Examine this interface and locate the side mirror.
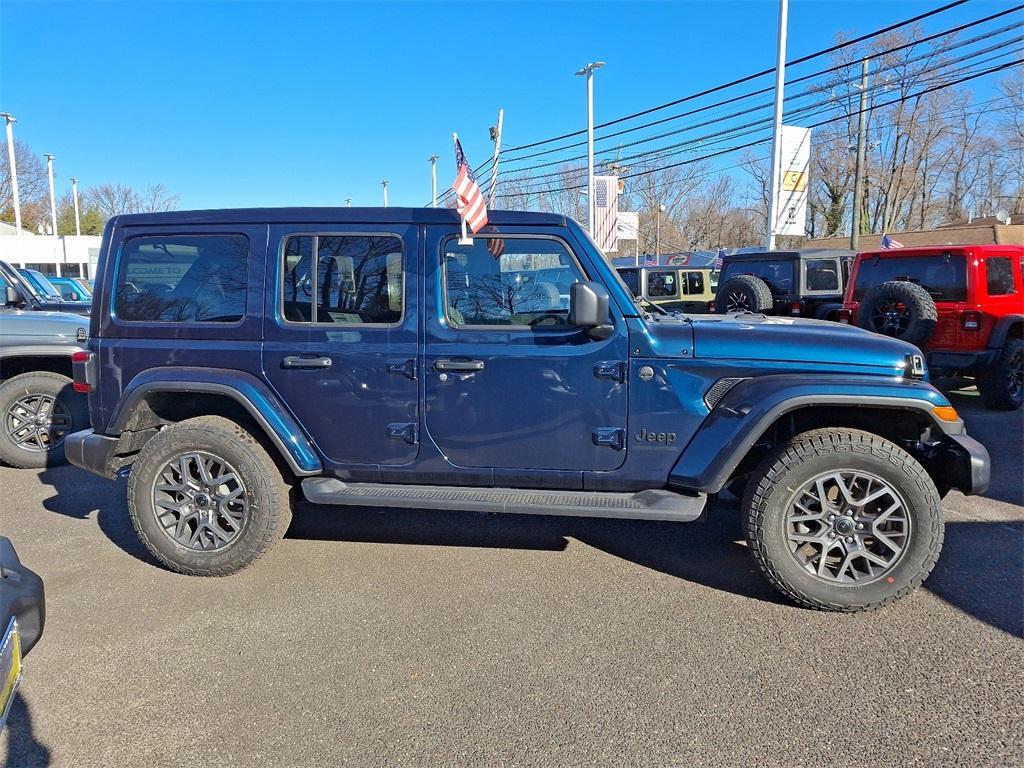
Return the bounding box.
[5,285,20,306]
[569,281,613,339]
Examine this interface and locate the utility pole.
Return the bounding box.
[764,0,789,252]
[487,108,504,208]
[655,204,665,257]
[44,153,57,236]
[576,61,605,235]
[381,179,389,208]
[851,57,870,251]
[1,113,22,235]
[427,155,439,208]
[70,177,81,235]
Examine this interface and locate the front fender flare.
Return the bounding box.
[668,374,957,494]
[110,367,322,476]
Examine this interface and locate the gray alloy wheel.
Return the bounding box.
[5,392,72,455]
[785,470,909,584]
[152,451,250,551]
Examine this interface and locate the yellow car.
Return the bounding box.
[615,261,718,314]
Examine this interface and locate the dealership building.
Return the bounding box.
[0,222,102,278]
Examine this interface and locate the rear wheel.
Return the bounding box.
[0,372,88,469]
[978,338,1024,411]
[128,415,292,576]
[744,428,943,612]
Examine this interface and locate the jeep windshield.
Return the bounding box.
[853,254,967,302]
[720,260,795,295]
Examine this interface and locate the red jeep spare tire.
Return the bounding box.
[858,280,937,347]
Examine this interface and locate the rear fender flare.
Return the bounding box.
[987,315,1023,350]
[110,367,321,476]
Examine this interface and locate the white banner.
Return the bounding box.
[616,211,640,242]
[771,125,811,237]
[593,175,619,252]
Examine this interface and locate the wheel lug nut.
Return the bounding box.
[845,536,854,543]
[829,532,837,539]
[856,523,864,530]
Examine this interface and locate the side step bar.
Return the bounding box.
[301,478,706,523]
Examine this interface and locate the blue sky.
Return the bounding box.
[0,0,1013,209]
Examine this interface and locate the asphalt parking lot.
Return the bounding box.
[2,389,1022,768]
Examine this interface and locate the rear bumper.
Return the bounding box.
[64,429,121,479]
[0,537,44,656]
[944,432,990,496]
[927,349,997,374]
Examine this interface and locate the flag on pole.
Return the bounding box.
[453,136,488,234]
[486,238,505,259]
[880,233,903,249]
[715,248,727,271]
[644,254,657,267]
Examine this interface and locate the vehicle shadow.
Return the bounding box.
[287,499,786,607]
[3,693,52,768]
[35,466,159,567]
[946,389,1023,507]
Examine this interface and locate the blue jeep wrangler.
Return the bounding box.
[66,208,989,611]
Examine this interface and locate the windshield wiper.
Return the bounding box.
[634,296,670,316]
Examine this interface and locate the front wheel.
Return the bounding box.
[128,415,292,576]
[744,428,943,612]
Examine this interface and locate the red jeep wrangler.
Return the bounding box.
[840,244,1024,410]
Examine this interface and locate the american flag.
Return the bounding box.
[453,137,488,234]
[644,254,657,267]
[880,233,904,249]
[487,238,505,259]
[715,248,727,271]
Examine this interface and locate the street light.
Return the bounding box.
[427,155,439,208]
[0,113,22,235]
[345,197,352,207]
[381,179,389,208]
[70,177,81,236]
[575,60,605,236]
[43,153,57,236]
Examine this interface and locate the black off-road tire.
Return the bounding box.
[977,338,1024,411]
[0,371,89,469]
[715,274,774,314]
[127,415,292,576]
[858,280,938,347]
[744,428,944,612]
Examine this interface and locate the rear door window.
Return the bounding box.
[852,254,967,302]
[681,271,705,296]
[115,234,249,322]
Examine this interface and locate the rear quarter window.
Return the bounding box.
[114,234,249,322]
[985,257,1015,296]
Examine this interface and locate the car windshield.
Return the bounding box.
[19,270,62,300]
[852,254,967,302]
[720,260,795,296]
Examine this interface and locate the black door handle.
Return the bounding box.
[434,359,485,372]
[282,355,333,369]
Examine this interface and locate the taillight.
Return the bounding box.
[707,300,716,313]
[837,309,852,324]
[72,350,94,393]
[789,301,803,316]
[961,311,982,331]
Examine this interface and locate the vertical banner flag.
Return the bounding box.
[453,135,488,235]
[593,175,619,253]
[771,125,812,237]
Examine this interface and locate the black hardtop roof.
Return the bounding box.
[725,248,856,261]
[112,207,569,228]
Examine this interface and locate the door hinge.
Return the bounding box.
[386,358,417,379]
[386,422,418,445]
[593,361,626,382]
[592,427,625,450]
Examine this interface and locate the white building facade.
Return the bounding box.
[0,227,103,278]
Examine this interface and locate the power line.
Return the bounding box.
[501,0,972,154]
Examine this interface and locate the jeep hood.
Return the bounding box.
[690,313,917,372]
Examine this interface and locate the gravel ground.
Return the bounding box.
[1,389,1021,767]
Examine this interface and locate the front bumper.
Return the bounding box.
[943,432,990,496]
[0,537,44,657]
[64,429,121,479]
